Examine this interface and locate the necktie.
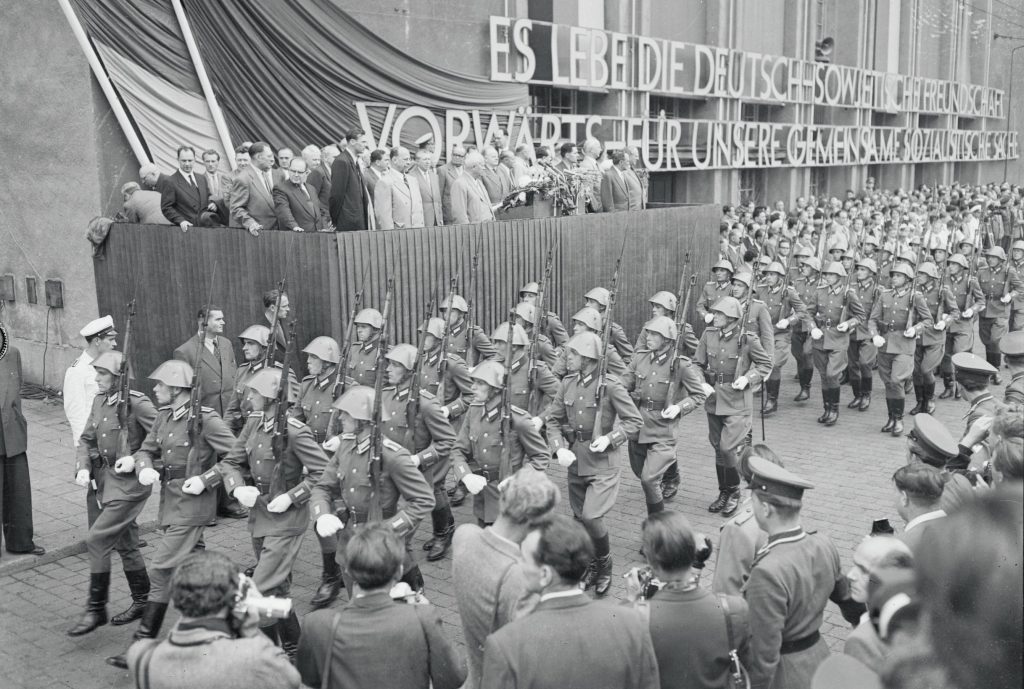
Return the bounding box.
[189,174,197,189]
[301,184,310,200]
[265,171,273,193]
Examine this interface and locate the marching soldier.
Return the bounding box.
[193,368,328,655]
[632,291,699,356]
[938,254,985,399]
[107,360,237,668]
[697,260,735,325]
[791,256,821,402]
[620,316,706,517]
[67,352,156,637]
[876,242,896,288]
[439,293,498,364]
[730,271,775,361]
[491,321,561,416]
[583,287,634,364]
[694,297,772,516]
[1000,331,1024,405]
[450,360,549,527]
[551,308,628,379]
[378,343,456,562]
[513,302,560,367]
[1011,239,1024,331]
[310,386,436,593]
[346,308,387,387]
[977,247,1023,382]
[518,282,569,346]
[869,264,932,437]
[846,258,881,412]
[806,262,866,425]
[910,262,958,415]
[224,325,272,433]
[757,261,808,415]
[545,332,642,596]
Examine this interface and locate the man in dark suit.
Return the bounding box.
[479,146,510,204]
[262,288,290,361]
[600,150,642,212]
[481,515,659,689]
[161,146,216,232]
[410,149,444,226]
[305,144,336,229]
[231,141,283,236]
[329,128,370,231]
[893,463,947,555]
[437,145,467,225]
[273,159,325,232]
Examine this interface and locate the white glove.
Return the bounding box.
[872,335,886,348]
[589,435,611,453]
[531,416,543,431]
[315,514,344,537]
[704,313,714,324]
[775,318,789,329]
[934,320,947,331]
[138,468,160,486]
[836,321,849,333]
[903,327,916,338]
[233,486,260,508]
[267,494,293,513]
[731,375,750,390]
[700,382,716,397]
[440,406,451,419]
[114,456,135,473]
[181,477,205,495]
[179,221,192,232]
[292,226,306,233]
[556,448,577,467]
[322,436,341,453]
[810,328,824,340]
[962,307,974,319]
[461,473,488,494]
[75,470,90,487]
[661,404,681,420]
[408,453,421,468]
[1001,294,1012,303]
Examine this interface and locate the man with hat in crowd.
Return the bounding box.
[439,293,499,366]
[1001,331,1024,405]
[752,261,806,415]
[582,286,634,364]
[950,351,999,466]
[694,297,773,516]
[909,262,958,415]
[545,332,642,596]
[846,257,882,411]
[551,307,627,379]
[64,316,118,455]
[791,254,821,402]
[743,456,861,689]
[67,351,157,638]
[868,263,932,436]
[806,261,866,426]
[621,316,706,520]
[892,463,947,555]
[518,282,569,347]
[906,413,975,512]
[938,253,985,399]
[107,359,238,668]
[1009,239,1024,331]
[698,259,736,325]
[513,303,560,367]
[976,246,1023,382]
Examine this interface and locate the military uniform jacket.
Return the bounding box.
[225,361,292,433]
[537,310,569,347]
[850,279,881,340]
[916,282,959,347]
[1013,260,1024,311]
[498,352,561,419]
[945,273,986,334]
[697,281,733,320]
[607,320,634,364]
[133,402,237,527]
[310,430,434,535]
[552,342,627,380]
[961,392,998,441]
[293,369,341,442]
[526,330,560,368]
[451,399,549,483]
[545,370,643,476]
[759,284,807,336]
[712,499,765,597]
[743,529,849,689]
[346,338,384,388]
[807,283,866,351]
[695,326,772,416]
[445,321,498,363]
[791,277,820,332]
[417,347,474,418]
[76,390,157,505]
[210,411,328,537]
[868,287,933,355]
[621,348,707,443]
[977,264,1022,318]
[380,384,455,469]
[1005,372,1024,406]
[745,299,776,362]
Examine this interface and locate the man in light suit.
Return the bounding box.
[479,146,510,205]
[437,145,467,225]
[274,159,325,232]
[600,150,643,212]
[231,141,283,236]
[410,149,443,226]
[121,182,170,224]
[449,151,496,225]
[511,145,532,186]
[201,149,232,225]
[161,146,216,232]
[374,146,425,230]
[329,128,370,231]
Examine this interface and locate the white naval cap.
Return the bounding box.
[80,315,116,338]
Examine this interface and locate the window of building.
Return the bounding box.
[809,167,829,199]
[649,96,697,120]
[530,85,575,115]
[741,103,777,123]
[739,168,766,205]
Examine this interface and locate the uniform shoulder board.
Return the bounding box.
[301,374,316,382]
[158,405,172,411]
[447,353,468,365]
[201,406,216,414]
[287,417,306,429]
[636,347,653,354]
[419,389,436,400]
[382,385,397,391]
[675,354,693,363]
[382,437,405,453]
[705,280,716,286]
[728,505,754,527]
[272,361,284,369]
[130,391,145,398]
[510,404,528,416]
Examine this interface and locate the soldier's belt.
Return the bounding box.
[780,631,821,655]
[704,371,736,385]
[473,467,500,482]
[562,428,594,444]
[816,317,834,327]
[90,456,113,470]
[639,399,667,412]
[160,465,190,481]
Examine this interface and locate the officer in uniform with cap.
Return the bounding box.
[910,262,958,415]
[938,254,985,399]
[378,343,456,562]
[907,413,975,513]
[621,316,706,518]
[583,286,634,364]
[976,246,1023,381]
[846,257,881,411]
[807,261,866,426]
[64,316,117,452]
[742,456,860,689]
[545,332,642,596]
[310,386,435,594]
[695,297,773,516]
[950,352,999,467]
[758,261,808,415]
[450,360,548,527]
[513,302,560,367]
[1000,331,1024,405]
[345,308,389,387]
[1010,239,1024,331]
[632,290,699,357]
[518,282,569,346]
[551,307,628,379]
[791,256,822,402]
[67,351,157,637]
[868,263,932,436]
[439,293,498,365]
[491,321,561,416]
[107,360,237,669]
[698,260,736,325]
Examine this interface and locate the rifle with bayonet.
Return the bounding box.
[666,257,697,404]
[437,277,459,403]
[268,321,296,496]
[406,292,436,448]
[905,231,930,330]
[325,269,368,439]
[498,307,517,481]
[527,241,556,413]
[591,234,628,443]
[367,277,394,523]
[184,266,218,478]
[264,278,287,367]
[465,234,482,366]
[935,229,956,322]
[115,299,136,460]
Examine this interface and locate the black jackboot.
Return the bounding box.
[661,462,680,501]
[426,507,455,562]
[858,378,872,411]
[762,379,779,415]
[881,399,896,433]
[310,552,343,609]
[277,610,302,663]
[939,374,955,399]
[909,385,925,415]
[823,389,839,426]
[847,378,862,408]
[891,399,905,436]
[68,571,110,636]
[106,601,168,668]
[923,382,936,414]
[817,389,830,423]
[111,568,150,626]
[794,368,812,401]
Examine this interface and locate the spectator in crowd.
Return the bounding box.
[63,316,116,450]
[625,145,649,206]
[843,536,913,667]
[0,332,44,558]
[480,514,659,689]
[276,147,293,171]
[578,138,603,213]
[262,288,290,358]
[329,128,370,231]
[410,148,443,227]
[297,524,466,689]
[437,144,466,224]
[273,158,325,232]
[161,145,216,232]
[553,142,578,172]
[201,149,231,225]
[452,466,559,689]
[304,144,333,228]
[139,162,165,192]
[364,148,389,200]
[449,150,495,225]
[892,463,946,554]
[234,144,251,171]
[511,144,531,185]
[375,146,424,230]
[231,141,282,236]
[479,146,510,204]
[127,551,300,689]
[121,182,170,225]
[625,510,748,689]
[601,150,643,212]
[904,413,974,511]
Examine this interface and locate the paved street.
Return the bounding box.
[0,362,1006,689]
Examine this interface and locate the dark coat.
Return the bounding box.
[273,180,324,231]
[307,163,333,225]
[172,335,237,416]
[329,151,368,231]
[0,346,27,456]
[161,170,210,226]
